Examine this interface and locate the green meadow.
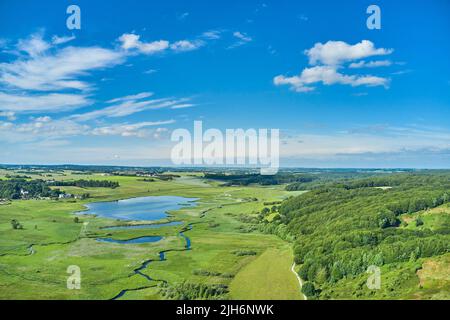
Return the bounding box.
[0,170,303,300]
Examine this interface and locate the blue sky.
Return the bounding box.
[0,0,449,168]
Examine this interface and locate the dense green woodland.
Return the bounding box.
[0,179,118,199]
[204,170,410,188]
[204,173,318,186]
[158,282,229,300]
[47,179,119,188]
[260,173,450,299]
[0,179,62,199]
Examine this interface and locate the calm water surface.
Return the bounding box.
[83,196,198,221]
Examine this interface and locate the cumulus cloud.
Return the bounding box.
[118,33,170,54]
[274,40,393,92]
[305,40,393,66]
[274,65,389,92]
[118,33,208,54]
[118,33,140,50]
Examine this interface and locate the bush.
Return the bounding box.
[302,282,317,298]
[11,219,23,230]
[415,217,424,227]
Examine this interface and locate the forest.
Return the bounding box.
[204,172,318,186]
[47,179,120,188]
[259,172,450,299]
[0,179,63,199]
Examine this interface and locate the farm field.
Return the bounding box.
[229,246,303,300]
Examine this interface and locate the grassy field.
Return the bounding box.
[0,170,302,300]
[229,246,304,300]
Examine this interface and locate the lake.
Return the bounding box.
[82,196,198,221]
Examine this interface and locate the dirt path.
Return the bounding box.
[291,262,307,300]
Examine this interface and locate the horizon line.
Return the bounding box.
[1,163,450,171]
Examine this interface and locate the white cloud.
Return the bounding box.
[0,111,16,120]
[118,33,169,54]
[92,120,175,137]
[274,65,389,92]
[118,33,140,50]
[0,40,124,91]
[144,69,157,74]
[17,33,50,57]
[0,33,126,114]
[106,92,153,103]
[0,92,91,113]
[139,40,170,54]
[0,117,89,142]
[349,60,392,68]
[275,40,393,92]
[305,40,393,66]
[170,103,195,109]
[177,12,189,21]
[118,31,219,55]
[391,69,413,76]
[51,34,76,45]
[280,125,450,158]
[233,32,252,42]
[70,94,192,121]
[0,117,175,142]
[202,30,222,40]
[228,31,253,49]
[170,40,204,52]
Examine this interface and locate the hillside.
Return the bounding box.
[260,173,450,299]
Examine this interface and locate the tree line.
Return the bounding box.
[0,179,63,199]
[47,179,119,188]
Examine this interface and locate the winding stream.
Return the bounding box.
[110,224,193,300]
[80,196,198,300]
